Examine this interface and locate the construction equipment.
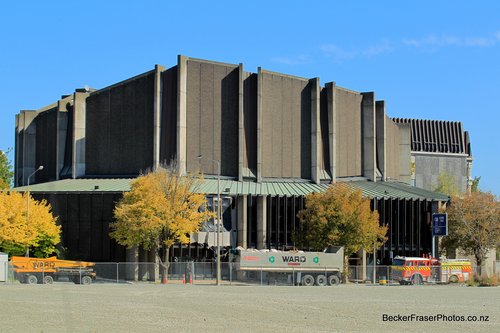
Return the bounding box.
[10,256,96,285]
[391,256,472,285]
[229,246,344,286]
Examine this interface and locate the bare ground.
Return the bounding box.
[0,283,498,333]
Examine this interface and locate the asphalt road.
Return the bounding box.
[0,283,498,333]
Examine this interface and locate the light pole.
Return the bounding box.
[197,155,221,286]
[26,165,44,257]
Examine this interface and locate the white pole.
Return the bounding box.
[216,160,221,286]
[26,166,43,257]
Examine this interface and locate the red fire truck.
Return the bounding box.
[391,256,472,285]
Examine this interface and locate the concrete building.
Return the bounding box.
[14,56,450,268]
[393,118,473,194]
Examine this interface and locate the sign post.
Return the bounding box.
[432,213,448,258]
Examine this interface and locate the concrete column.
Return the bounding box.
[125,246,139,281]
[177,55,188,175]
[237,195,248,248]
[72,92,88,178]
[310,78,321,184]
[148,248,160,282]
[325,82,336,183]
[153,64,165,170]
[375,101,386,181]
[398,123,412,182]
[256,196,267,249]
[238,63,244,181]
[361,92,376,182]
[256,67,263,183]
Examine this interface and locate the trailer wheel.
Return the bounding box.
[302,274,315,286]
[316,275,327,286]
[43,275,54,285]
[81,276,93,285]
[328,275,340,286]
[448,275,459,283]
[27,275,38,285]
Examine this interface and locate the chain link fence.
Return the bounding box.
[4,262,495,286]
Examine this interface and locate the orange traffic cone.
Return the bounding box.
[162,274,168,284]
[182,274,186,284]
[189,274,193,285]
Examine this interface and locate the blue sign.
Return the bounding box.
[432,213,448,236]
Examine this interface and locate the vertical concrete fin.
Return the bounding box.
[153,64,165,170]
[256,67,263,183]
[72,92,88,178]
[376,100,386,181]
[361,92,376,182]
[177,55,188,175]
[397,123,411,182]
[238,63,244,181]
[310,78,321,184]
[325,82,336,183]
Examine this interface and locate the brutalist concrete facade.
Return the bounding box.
[14,55,452,265]
[393,118,472,193]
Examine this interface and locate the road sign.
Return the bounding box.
[432,213,448,236]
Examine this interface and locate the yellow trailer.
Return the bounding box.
[10,256,96,285]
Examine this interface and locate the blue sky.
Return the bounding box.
[1,1,499,195]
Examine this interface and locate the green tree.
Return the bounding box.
[110,164,214,278]
[471,176,481,192]
[0,148,14,189]
[433,172,459,197]
[0,191,61,257]
[442,191,500,276]
[298,183,387,282]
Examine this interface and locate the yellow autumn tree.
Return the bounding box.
[298,183,387,281]
[0,191,61,257]
[110,165,214,275]
[442,191,500,276]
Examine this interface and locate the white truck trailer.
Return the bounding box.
[229,246,344,286]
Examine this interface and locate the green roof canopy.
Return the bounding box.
[13,178,449,201]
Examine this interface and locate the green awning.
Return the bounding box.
[13,178,449,201]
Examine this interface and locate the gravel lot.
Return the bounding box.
[0,283,498,333]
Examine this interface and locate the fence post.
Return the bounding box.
[260,267,263,286]
[116,263,119,284]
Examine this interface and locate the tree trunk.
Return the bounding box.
[342,254,349,284]
[475,254,483,277]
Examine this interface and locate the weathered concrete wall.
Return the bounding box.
[15,111,38,186]
[85,71,155,176]
[242,72,257,178]
[385,116,401,180]
[260,70,311,179]
[34,108,58,183]
[159,66,178,166]
[185,58,239,177]
[414,153,468,192]
[335,87,362,177]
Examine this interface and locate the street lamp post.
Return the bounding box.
[197,155,221,286]
[26,165,44,257]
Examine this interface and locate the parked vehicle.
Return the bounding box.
[229,246,344,286]
[11,256,96,285]
[392,256,472,285]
